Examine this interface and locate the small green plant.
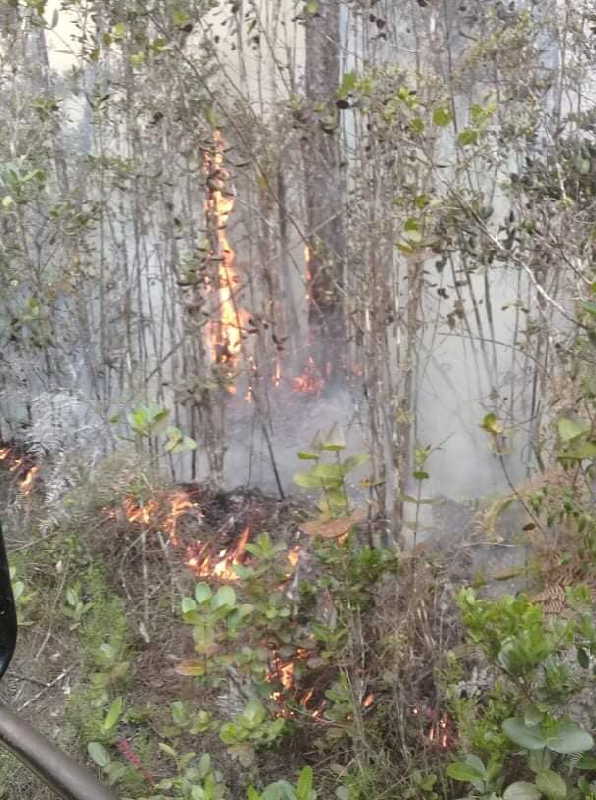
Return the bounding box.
[63,582,94,630]
[9,565,36,626]
[248,767,316,800]
[446,589,596,800]
[219,698,286,766]
[120,404,197,455]
[293,426,368,518]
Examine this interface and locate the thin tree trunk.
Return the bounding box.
[303,0,346,383]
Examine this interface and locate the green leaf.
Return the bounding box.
[242,699,266,727]
[219,722,241,745]
[545,721,594,754]
[503,782,541,800]
[213,586,236,609]
[172,9,191,26]
[577,754,596,770]
[102,696,123,732]
[182,595,198,611]
[558,417,589,443]
[198,752,211,779]
[88,742,110,768]
[433,107,453,127]
[446,755,486,783]
[338,71,357,98]
[112,22,126,38]
[320,425,346,451]
[581,300,596,317]
[559,440,596,460]
[195,583,212,604]
[171,701,189,726]
[158,742,178,760]
[457,128,479,146]
[341,453,368,473]
[413,470,430,480]
[524,705,545,727]
[297,451,320,460]
[310,463,344,483]
[296,766,314,800]
[305,0,319,14]
[528,750,551,773]
[481,412,503,435]
[535,769,567,799]
[294,471,325,489]
[503,718,548,750]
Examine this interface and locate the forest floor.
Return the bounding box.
[0,445,594,800]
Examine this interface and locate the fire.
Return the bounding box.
[0,445,40,495]
[412,705,455,751]
[187,525,251,581]
[162,490,198,546]
[273,358,282,388]
[292,356,324,394]
[114,488,251,582]
[122,497,160,526]
[203,131,249,368]
[20,465,40,495]
[428,713,452,750]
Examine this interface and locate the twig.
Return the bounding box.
[18,667,74,711]
[9,671,49,688]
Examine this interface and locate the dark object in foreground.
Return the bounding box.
[0,522,117,800]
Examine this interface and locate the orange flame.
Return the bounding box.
[162,490,199,546]
[203,131,249,368]
[186,525,250,581]
[292,356,324,394]
[20,465,40,495]
[0,447,40,494]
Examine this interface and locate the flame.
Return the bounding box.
[162,490,198,546]
[20,465,40,495]
[292,356,324,394]
[203,131,249,369]
[122,497,160,526]
[412,705,455,750]
[186,525,251,581]
[0,446,39,494]
[273,358,282,388]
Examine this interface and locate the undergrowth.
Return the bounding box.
[0,415,594,799]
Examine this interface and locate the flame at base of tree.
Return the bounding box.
[202,131,249,370]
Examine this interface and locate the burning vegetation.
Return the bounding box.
[0,443,40,495]
[97,478,458,760]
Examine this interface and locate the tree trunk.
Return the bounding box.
[303,0,346,383]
